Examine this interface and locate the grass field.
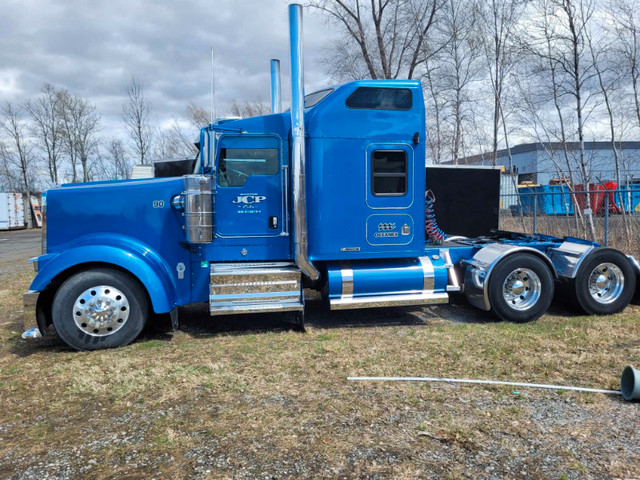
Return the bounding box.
[1,236,640,479]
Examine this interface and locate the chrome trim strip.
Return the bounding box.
[340,261,354,299]
[331,292,448,310]
[418,256,435,291]
[444,236,467,242]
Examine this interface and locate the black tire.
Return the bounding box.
[488,253,554,323]
[571,249,636,315]
[52,268,149,351]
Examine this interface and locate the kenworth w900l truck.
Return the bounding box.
[23,4,640,351]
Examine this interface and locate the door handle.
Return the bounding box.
[269,216,278,229]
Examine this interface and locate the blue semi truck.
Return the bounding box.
[23,4,640,351]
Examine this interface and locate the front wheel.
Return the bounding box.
[52,268,149,351]
[571,249,636,315]
[487,253,554,323]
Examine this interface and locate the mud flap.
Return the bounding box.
[628,256,640,305]
[170,308,179,330]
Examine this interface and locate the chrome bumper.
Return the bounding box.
[23,290,40,332]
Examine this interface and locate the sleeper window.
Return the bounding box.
[218,148,278,187]
[346,87,412,111]
[372,150,407,196]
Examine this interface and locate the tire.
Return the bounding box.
[571,249,636,315]
[488,253,554,323]
[52,268,149,351]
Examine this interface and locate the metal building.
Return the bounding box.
[452,141,640,185]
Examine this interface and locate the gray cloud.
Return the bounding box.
[0,0,335,135]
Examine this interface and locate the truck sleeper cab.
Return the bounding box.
[23,4,640,351]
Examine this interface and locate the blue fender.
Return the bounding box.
[30,234,179,314]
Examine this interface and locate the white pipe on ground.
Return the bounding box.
[347,376,621,395]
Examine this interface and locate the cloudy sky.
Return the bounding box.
[0,0,337,135]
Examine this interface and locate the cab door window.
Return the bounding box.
[218,148,279,187]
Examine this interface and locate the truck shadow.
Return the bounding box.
[9,298,581,356]
[147,299,496,341]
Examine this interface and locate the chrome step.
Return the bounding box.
[210,262,303,315]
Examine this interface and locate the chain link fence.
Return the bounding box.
[499,187,640,257]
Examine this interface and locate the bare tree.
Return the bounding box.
[0,141,20,191]
[0,102,35,227]
[228,100,269,118]
[58,91,101,182]
[307,0,439,80]
[24,83,64,186]
[438,0,481,163]
[153,121,198,160]
[611,0,640,131]
[555,0,597,239]
[103,138,131,180]
[186,103,209,129]
[518,0,597,237]
[477,0,523,165]
[583,8,634,243]
[122,77,153,165]
[423,59,445,163]
[57,90,79,182]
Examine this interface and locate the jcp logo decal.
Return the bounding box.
[232,195,266,204]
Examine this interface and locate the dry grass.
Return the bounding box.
[1,245,640,478]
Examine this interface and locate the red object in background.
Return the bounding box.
[574,182,621,214]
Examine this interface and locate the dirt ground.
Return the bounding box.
[1,229,640,479]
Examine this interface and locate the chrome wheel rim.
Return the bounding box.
[72,285,130,337]
[588,262,624,304]
[502,268,541,311]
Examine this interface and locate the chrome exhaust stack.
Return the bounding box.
[289,3,319,281]
[270,59,282,114]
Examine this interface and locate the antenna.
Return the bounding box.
[210,46,217,125]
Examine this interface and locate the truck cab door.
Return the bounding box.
[214,134,285,238]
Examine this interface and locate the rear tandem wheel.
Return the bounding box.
[487,253,555,323]
[569,249,636,315]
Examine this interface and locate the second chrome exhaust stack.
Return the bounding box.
[270,59,282,114]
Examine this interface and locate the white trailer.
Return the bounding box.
[0,193,25,230]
